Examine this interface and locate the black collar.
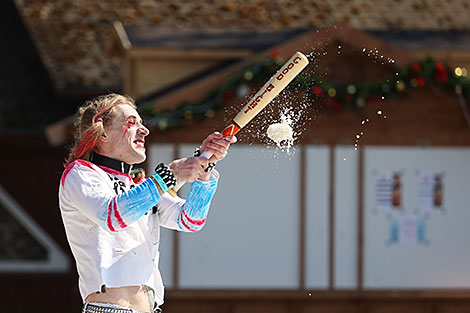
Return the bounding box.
[90,153,133,175]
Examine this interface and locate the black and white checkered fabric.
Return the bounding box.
[154,163,177,189]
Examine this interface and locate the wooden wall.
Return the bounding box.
[0,136,82,312]
[147,85,470,147]
[162,290,470,313]
[124,49,251,98]
[143,30,470,313]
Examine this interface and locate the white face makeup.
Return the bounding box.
[98,104,150,165]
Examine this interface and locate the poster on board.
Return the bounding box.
[388,215,428,245]
[374,170,403,211]
[416,171,445,213]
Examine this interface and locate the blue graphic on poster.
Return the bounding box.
[387,215,429,245]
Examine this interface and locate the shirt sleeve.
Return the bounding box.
[60,162,162,232]
[157,170,219,232]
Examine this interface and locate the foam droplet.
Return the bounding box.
[377,110,382,115]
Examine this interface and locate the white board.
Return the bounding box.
[148,144,175,288]
[364,147,470,288]
[305,146,330,288]
[178,145,300,288]
[333,146,359,288]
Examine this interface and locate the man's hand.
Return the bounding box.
[200,132,237,163]
[168,157,209,183]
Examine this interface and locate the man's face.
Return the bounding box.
[98,104,150,165]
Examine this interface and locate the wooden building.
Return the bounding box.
[112,25,470,313]
[2,20,470,313]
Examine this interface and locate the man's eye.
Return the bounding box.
[127,120,136,125]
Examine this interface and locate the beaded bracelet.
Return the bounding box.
[153,163,177,192]
[193,147,216,172]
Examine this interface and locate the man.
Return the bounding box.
[59,94,236,313]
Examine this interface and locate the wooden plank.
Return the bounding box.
[133,58,222,98]
[161,295,470,313]
[129,48,253,59]
[165,289,470,300]
[113,21,132,51]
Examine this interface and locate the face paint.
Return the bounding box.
[122,120,136,138]
[100,105,149,164]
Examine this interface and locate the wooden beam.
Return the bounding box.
[128,48,253,59]
[113,21,132,52]
[165,289,470,300]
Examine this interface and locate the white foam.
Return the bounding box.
[267,122,293,145]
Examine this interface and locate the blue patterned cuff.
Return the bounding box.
[151,172,169,193]
[179,170,219,232]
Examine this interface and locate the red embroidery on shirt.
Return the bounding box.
[61,159,97,188]
[113,197,128,229]
[107,200,117,232]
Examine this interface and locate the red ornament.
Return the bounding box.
[312,85,323,96]
[435,62,446,73]
[417,77,426,87]
[435,72,448,83]
[345,95,352,103]
[270,49,280,59]
[411,62,422,72]
[441,72,448,82]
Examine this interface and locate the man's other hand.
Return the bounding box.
[168,157,209,183]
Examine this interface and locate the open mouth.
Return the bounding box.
[134,139,145,149]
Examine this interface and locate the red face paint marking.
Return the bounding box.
[121,121,134,138]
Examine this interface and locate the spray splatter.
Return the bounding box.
[232,41,394,159]
[267,120,294,148]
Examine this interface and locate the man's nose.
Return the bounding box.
[139,125,150,137]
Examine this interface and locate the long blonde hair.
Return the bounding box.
[64,94,136,167]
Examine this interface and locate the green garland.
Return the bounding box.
[138,54,470,130]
